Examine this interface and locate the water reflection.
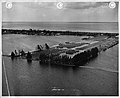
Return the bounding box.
[27,60,32,65]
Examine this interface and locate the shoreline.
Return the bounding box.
[2,29,118,36]
[2,28,118,34]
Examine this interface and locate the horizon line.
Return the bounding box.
[2,21,118,23]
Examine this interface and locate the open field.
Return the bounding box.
[2,34,91,55]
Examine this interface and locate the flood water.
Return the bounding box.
[2,34,118,96]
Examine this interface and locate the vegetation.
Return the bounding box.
[72,47,99,66]
[26,52,32,61]
[39,46,99,66]
[2,29,118,37]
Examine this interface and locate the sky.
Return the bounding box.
[2,2,118,22]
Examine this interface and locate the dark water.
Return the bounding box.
[2,44,118,96]
[2,22,118,33]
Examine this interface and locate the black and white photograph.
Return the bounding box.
[2,0,119,96]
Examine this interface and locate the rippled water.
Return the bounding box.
[2,35,118,96]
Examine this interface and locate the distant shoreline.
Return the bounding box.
[2,28,118,34]
[2,29,118,37]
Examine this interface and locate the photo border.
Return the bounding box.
[0,0,119,98]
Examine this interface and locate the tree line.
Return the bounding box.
[39,47,99,66]
[2,29,118,37]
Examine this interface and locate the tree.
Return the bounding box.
[45,43,50,49]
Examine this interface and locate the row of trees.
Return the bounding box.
[39,53,72,65]
[2,29,118,37]
[39,47,99,66]
[72,47,99,66]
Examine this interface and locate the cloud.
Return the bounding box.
[3,2,118,10]
[22,2,109,10]
[2,2,118,22]
[23,2,56,9]
[64,2,110,9]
